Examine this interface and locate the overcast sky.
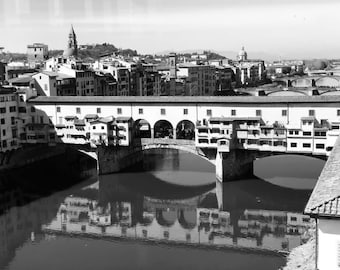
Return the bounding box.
[1,0,340,59]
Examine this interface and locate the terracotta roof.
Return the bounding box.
[305,135,340,216]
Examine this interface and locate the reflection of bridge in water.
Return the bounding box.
[41,172,313,254]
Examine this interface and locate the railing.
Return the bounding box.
[141,138,195,146]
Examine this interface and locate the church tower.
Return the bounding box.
[63,25,78,57]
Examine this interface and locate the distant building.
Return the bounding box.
[32,72,58,96]
[0,62,7,84]
[63,25,78,57]
[26,43,48,67]
[0,87,20,153]
[234,47,266,87]
[177,64,216,96]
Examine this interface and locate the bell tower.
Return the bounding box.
[63,25,78,57]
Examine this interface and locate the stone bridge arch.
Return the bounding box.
[133,118,152,138]
[176,120,195,140]
[154,119,174,139]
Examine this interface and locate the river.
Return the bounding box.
[0,149,324,270]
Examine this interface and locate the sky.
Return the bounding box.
[1,0,340,59]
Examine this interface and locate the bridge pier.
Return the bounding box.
[96,144,143,175]
[216,149,256,182]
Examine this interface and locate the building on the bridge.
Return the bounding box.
[89,117,116,146]
[26,43,48,68]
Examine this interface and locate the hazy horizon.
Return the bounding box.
[1,0,340,60]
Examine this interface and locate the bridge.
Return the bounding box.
[27,95,340,181]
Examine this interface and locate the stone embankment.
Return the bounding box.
[281,226,315,270]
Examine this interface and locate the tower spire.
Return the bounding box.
[63,24,78,57]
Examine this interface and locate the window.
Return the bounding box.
[290,142,297,147]
[0,107,5,114]
[9,106,16,112]
[290,216,297,222]
[183,108,188,115]
[256,109,261,116]
[289,131,293,135]
[97,107,101,114]
[117,108,122,114]
[206,109,212,116]
[161,108,166,115]
[0,119,4,124]
[303,131,312,136]
[11,117,15,125]
[92,126,96,130]
[101,126,105,130]
[282,109,287,116]
[139,108,143,114]
[57,106,61,113]
[2,129,6,136]
[303,143,311,148]
[337,109,340,116]
[309,110,315,116]
[76,107,81,114]
[316,143,325,149]
[31,107,35,113]
[40,116,44,124]
[231,109,236,116]
[295,131,299,135]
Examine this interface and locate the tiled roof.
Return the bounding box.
[309,196,340,217]
[28,95,340,105]
[305,135,340,216]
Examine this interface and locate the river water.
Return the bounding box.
[0,149,325,270]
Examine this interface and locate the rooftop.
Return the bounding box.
[305,135,340,217]
[28,95,340,105]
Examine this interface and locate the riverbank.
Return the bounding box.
[282,226,315,270]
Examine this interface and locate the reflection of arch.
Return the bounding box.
[320,90,340,96]
[139,213,154,226]
[267,90,307,96]
[291,78,314,88]
[134,119,151,138]
[156,209,177,227]
[315,77,340,88]
[178,209,197,229]
[176,120,195,140]
[154,120,173,139]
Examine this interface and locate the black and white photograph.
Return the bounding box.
[0,0,340,269]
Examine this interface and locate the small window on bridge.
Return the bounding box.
[76,107,81,114]
[231,109,236,116]
[97,108,101,114]
[161,108,166,115]
[316,143,325,149]
[337,110,340,116]
[183,108,188,115]
[282,110,287,116]
[117,108,122,115]
[139,108,143,114]
[256,110,261,117]
[309,110,315,116]
[57,106,61,113]
[206,109,212,116]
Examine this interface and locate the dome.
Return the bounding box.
[237,46,247,61]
